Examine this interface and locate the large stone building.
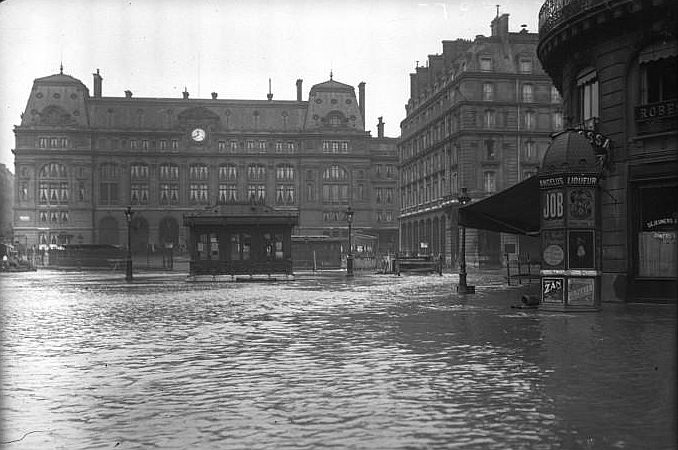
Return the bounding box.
[0,163,14,244]
[12,69,398,267]
[398,13,563,267]
[537,0,677,302]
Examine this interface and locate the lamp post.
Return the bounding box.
[457,188,475,294]
[346,206,354,277]
[124,206,134,282]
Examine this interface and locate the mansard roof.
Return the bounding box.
[34,72,87,87]
[309,78,355,93]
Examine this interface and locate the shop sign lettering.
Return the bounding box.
[568,278,595,306]
[543,191,564,220]
[542,277,564,303]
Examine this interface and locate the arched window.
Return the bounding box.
[322,165,348,181]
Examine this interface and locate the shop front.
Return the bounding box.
[629,163,677,302]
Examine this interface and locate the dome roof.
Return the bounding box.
[540,130,599,175]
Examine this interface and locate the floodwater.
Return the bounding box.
[1,270,675,450]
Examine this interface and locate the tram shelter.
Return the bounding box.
[183,203,299,280]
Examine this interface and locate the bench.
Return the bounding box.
[505,253,540,285]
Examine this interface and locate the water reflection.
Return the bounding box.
[1,271,675,449]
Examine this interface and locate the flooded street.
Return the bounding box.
[1,270,676,450]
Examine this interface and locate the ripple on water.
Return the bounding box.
[1,272,676,449]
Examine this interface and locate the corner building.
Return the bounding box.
[399,14,563,267]
[12,71,399,267]
[537,0,677,302]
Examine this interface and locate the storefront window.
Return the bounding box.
[637,184,677,278]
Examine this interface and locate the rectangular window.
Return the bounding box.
[159,140,168,150]
[641,57,677,104]
[142,140,149,150]
[230,234,240,260]
[485,140,496,160]
[171,139,179,150]
[524,111,535,130]
[577,68,599,128]
[519,59,533,74]
[230,141,238,152]
[483,171,496,193]
[258,141,266,152]
[484,110,495,128]
[524,140,536,159]
[553,112,563,131]
[160,183,170,204]
[522,84,533,103]
[246,141,255,153]
[306,183,316,201]
[480,56,492,72]
[218,141,226,152]
[551,86,561,103]
[20,182,28,201]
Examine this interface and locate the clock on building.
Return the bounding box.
[191,128,206,142]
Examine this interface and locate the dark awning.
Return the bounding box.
[459,176,540,236]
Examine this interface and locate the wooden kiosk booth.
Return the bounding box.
[183,203,299,281]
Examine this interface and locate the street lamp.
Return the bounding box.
[346,206,354,278]
[457,187,475,294]
[124,206,135,282]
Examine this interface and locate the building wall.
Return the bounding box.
[12,73,399,259]
[399,13,563,266]
[537,0,677,302]
[0,163,14,243]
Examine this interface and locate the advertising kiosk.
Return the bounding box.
[539,130,609,311]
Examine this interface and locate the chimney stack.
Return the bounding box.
[267,78,273,101]
[211,92,218,99]
[124,90,132,98]
[358,82,365,126]
[491,13,510,39]
[296,79,303,101]
[182,87,189,99]
[377,117,384,138]
[93,69,102,97]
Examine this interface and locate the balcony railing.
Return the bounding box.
[539,0,609,35]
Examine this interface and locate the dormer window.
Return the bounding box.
[480,56,492,72]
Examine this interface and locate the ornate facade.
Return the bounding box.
[12,70,398,265]
[399,13,563,267]
[537,0,677,302]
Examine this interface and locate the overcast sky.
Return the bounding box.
[0,0,545,171]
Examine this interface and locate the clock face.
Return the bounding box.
[191,128,206,142]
